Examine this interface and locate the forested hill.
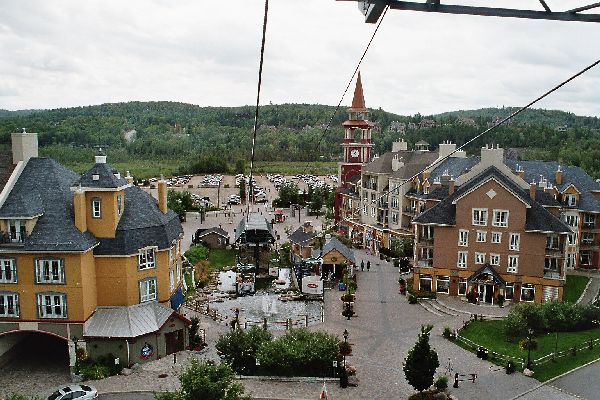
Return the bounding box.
[0,101,599,177]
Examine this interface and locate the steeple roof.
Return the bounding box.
[349,71,367,111]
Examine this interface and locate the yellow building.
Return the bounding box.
[0,132,187,370]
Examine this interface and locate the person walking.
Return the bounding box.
[366,261,371,271]
[360,260,365,272]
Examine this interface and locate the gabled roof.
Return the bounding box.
[414,166,571,233]
[235,213,275,243]
[95,187,183,255]
[195,227,229,239]
[0,158,98,252]
[364,150,438,177]
[320,237,355,264]
[76,162,128,189]
[468,264,506,285]
[288,226,318,245]
[83,301,176,338]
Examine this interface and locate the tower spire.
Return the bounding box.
[350,71,367,111]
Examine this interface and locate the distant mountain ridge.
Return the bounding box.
[0,101,599,178]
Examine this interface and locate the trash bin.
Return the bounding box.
[338,282,347,291]
[340,371,348,388]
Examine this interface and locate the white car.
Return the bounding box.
[48,385,98,400]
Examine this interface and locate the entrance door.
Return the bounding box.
[485,284,494,304]
[165,330,184,355]
[478,284,485,302]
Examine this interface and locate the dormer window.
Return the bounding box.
[92,198,101,218]
[564,194,577,207]
[7,220,26,243]
[92,174,100,181]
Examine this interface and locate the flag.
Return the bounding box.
[319,382,328,399]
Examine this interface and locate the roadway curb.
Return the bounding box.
[509,357,600,399]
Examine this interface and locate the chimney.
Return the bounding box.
[556,165,562,185]
[11,129,38,164]
[432,177,442,190]
[158,175,168,213]
[391,139,408,152]
[438,141,457,160]
[544,181,553,194]
[480,144,504,167]
[529,182,537,201]
[95,148,107,164]
[391,154,404,172]
[448,178,455,195]
[73,186,87,232]
[125,171,134,185]
[441,169,450,182]
[516,164,524,179]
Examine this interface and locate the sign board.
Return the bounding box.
[302,275,323,295]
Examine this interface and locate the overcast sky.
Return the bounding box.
[0,0,599,117]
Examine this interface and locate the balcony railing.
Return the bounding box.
[417,259,433,268]
[544,269,562,279]
[419,236,434,244]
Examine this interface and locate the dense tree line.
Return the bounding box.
[1,102,599,177]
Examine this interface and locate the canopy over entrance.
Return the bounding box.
[467,264,506,286]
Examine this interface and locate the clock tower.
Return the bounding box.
[338,71,374,186]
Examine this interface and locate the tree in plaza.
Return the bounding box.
[155,359,251,400]
[403,324,439,393]
[274,182,299,207]
[216,326,273,374]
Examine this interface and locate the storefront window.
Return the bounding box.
[505,284,514,300]
[436,276,450,293]
[419,275,432,292]
[458,279,467,296]
[521,284,535,302]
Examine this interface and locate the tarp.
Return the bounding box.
[170,287,185,311]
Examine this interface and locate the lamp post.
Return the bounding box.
[72,335,80,375]
[526,328,534,369]
[343,329,349,367]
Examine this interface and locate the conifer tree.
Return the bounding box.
[403,324,439,393]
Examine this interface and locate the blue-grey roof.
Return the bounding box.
[0,157,182,254]
[429,156,600,213]
[76,162,128,188]
[414,166,571,233]
[288,226,318,245]
[320,237,355,264]
[94,187,183,255]
[505,159,600,213]
[0,158,98,252]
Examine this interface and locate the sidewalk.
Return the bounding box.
[87,248,571,400]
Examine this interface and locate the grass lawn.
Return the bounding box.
[208,248,237,270]
[563,275,590,303]
[458,320,600,381]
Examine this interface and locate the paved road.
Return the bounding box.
[550,359,600,400]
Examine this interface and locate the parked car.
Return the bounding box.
[48,385,98,400]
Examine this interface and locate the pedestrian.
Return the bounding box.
[360,260,364,272]
[366,261,371,271]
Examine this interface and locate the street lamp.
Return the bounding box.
[343,329,349,366]
[526,328,534,369]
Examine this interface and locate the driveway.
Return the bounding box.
[549,359,600,400]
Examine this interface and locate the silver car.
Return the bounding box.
[48,385,98,400]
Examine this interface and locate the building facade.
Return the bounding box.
[412,153,572,304]
[0,132,187,369]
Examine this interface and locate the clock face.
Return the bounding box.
[351,149,360,158]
